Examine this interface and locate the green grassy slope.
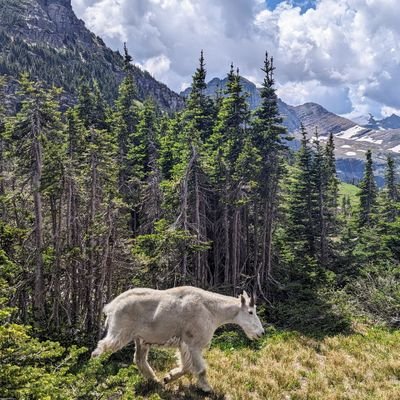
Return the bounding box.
[339,182,360,207]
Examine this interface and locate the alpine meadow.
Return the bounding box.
[0,0,399,399]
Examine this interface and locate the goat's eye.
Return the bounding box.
[249,311,253,315]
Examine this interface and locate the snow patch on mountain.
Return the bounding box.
[389,144,400,153]
[356,137,383,145]
[337,125,365,139]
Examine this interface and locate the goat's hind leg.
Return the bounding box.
[163,342,191,384]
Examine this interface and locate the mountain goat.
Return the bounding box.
[91,286,264,392]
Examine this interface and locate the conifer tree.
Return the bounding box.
[0,76,6,218]
[112,50,140,232]
[208,64,250,288]
[8,75,64,322]
[165,54,215,284]
[130,99,161,234]
[311,128,327,264]
[287,125,315,259]
[184,50,214,142]
[324,132,339,232]
[382,155,398,222]
[358,150,377,227]
[64,108,87,326]
[251,52,288,283]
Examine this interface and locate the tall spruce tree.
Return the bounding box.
[112,49,140,233]
[208,64,250,289]
[287,125,315,260]
[167,53,215,284]
[358,150,377,227]
[324,132,339,231]
[0,76,6,219]
[311,128,327,264]
[184,50,214,142]
[8,75,64,322]
[251,52,288,285]
[382,155,399,222]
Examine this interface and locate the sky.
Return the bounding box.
[71,0,400,120]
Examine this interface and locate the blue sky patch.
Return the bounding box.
[266,0,317,13]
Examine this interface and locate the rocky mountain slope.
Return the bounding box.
[0,0,184,111]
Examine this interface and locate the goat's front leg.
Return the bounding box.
[190,348,212,393]
[164,342,191,384]
[135,340,159,382]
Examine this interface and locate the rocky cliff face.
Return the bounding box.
[1,0,93,48]
[0,0,184,111]
[292,102,356,135]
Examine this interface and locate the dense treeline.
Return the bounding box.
[0,50,399,357]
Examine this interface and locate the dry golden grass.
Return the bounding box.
[123,326,400,400]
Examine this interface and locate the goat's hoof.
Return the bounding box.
[198,383,212,393]
[91,349,101,358]
[163,375,171,384]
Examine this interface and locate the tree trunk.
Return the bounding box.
[32,135,45,321]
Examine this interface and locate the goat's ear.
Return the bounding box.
[240,294,246,307]
[242,290,249,299]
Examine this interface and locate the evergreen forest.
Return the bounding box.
[1,51,399,399]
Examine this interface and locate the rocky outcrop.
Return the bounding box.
[292,102,356,135]
[0,0,184,111]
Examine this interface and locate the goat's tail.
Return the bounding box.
[101,302,113,335]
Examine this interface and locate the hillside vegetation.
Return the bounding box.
[2,319,399,399]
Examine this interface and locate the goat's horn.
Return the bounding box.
[249,293,255,307]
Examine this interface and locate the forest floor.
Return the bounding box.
[97,324,400,400]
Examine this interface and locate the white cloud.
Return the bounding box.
[381,106,400,118]
[143,54,171,76]
[71,0,400,118]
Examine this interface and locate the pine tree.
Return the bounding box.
[77,80,108,130]
[131,99,161,234]
[111,57,140,233]
[358,150,377,227]
[287,125,315,260]
[8,74,64,322]
[381,155,398,222]
[251,52,288,285]
[0,76,7,219]
[184,50,214,142]
[324,132,339,232]
[207,64,250,289]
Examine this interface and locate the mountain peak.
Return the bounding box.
[379,113,400,129]
[361,112,400,130]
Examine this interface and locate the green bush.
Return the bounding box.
[267,288,353,337]
[346,263,400,327]
[0,313,143,399]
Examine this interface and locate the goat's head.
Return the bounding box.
[235,291,264,340]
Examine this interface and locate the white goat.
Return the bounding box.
[91,286,264,392]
